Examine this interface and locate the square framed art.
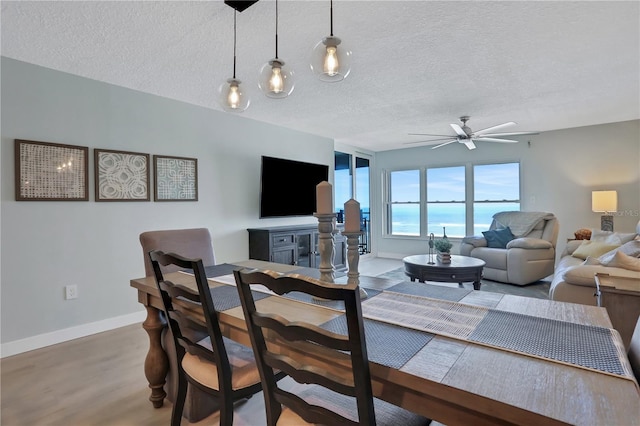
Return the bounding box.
[153,155,198,201]
[15,139,89,201]
[94,149,150,201]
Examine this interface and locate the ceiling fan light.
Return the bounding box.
[219,78,250,112]
[311,36,352,82]
[259,58,295,98]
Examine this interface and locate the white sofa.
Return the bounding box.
[460,211,559,286]
[549,222,640,306]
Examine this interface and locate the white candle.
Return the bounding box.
[316,181,333,214]
[344,199,361,232]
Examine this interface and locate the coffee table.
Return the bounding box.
[403,254,486,290]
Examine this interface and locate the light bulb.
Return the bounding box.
[227,83,240,109]
[324,46,339,76]
[219,78,250,112]
[259,58,294,98]
[269,66,284,93]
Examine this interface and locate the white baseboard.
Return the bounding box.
[1,310,147,358]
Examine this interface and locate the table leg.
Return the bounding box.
[142,305,169,408]
[473,280,482,291]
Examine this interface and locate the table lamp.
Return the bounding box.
[592,190,617,231]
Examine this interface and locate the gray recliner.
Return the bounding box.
[460,211,559,286]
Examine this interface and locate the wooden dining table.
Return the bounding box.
[130,259,640,426]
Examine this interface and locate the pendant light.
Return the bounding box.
[258,0,294,98]
[310,0,352,82]
[218,9,250,112]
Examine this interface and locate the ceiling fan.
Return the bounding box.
[406,116,539,150]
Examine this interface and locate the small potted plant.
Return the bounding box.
[434,237,452,263]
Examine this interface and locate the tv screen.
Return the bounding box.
[260,156,330,218]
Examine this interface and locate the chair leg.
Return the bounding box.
[219,397,234,426]
[171,376,188,426]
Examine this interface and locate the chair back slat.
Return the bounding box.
[234,268,375,426]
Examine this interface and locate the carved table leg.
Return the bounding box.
[142,305,169,408]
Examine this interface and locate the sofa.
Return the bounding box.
[549,222,640,306]
[460,211,559,286]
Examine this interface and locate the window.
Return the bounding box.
[389,170,420,236]
[427,166,466,238]
[386,162,520,237]
[473,163,520,235]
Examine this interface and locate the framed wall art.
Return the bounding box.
[94,149,150,201]
[154,155,198,201]
[15,139,89,201]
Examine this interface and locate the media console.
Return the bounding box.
[247,224,347,271]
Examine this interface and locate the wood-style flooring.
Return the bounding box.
[1,257,403,426]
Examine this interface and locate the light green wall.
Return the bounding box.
[1,57,334,349]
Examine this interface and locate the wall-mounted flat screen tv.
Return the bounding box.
[260,156,330,218]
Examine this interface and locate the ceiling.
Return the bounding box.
[1,1,639,152]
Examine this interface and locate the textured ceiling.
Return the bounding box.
[1,1,639,152]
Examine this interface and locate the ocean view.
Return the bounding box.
[391,203,519,237]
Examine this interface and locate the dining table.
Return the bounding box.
[130,259,640,426]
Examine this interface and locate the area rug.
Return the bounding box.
[375,268,551,300]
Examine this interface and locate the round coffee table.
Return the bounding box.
[403,254,486,290]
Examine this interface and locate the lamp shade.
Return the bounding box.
[258,58,295,98]
[592,190,617,213]
[218,78,250,112]
[310,36,352,82]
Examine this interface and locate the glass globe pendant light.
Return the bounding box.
[310,0,352,82]
[258,0,294,98]
[218,10,250,112]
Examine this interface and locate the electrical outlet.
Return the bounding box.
[65,285,78,300]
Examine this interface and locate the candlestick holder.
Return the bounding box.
[313,213,337,284]
[342,231,368,299]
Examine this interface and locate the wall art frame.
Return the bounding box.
[94,149,150,202]
[153,155,198,201]
[15,139,89,201]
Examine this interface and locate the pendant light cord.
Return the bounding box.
[330,0,334,36]
[275,0,279,59]
[232,10,237,78]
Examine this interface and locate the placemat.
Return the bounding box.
[320,316,434,369]
[209,285,271,312]
[285,288,382,310]
[385,281,471,302]
[470,310,627,376]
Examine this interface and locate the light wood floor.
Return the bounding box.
[1,257,403,426]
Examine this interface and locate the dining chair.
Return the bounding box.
[233,268,431,426]
[629,315,640,381]
[140,228,217,422]
[149,250,267,426]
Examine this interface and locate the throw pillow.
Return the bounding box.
[571,241,620,260]
[482,227,515,249]
[590,229,637,245]
[600,250,640,272]
[598,240,640,264]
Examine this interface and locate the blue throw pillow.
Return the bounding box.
[482,227,515,249]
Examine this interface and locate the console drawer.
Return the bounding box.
[271,233,295,247]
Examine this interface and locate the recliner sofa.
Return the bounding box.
[460,211,559,286]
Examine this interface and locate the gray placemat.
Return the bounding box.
[470,310,626,375]
[285,288,382,310]
[204,263,241,277]
[386,281,471,302]
[210,285,270,312]
[320,316,433,369]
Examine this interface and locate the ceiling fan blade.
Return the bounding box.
[450,123,467,137]
[464,140,476,150]
[404,138,457,146]
[480,131,540,137]
[473,137,519,143]
[408,133,456,137]
[474,122,516,135]
[431,140,458,149]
